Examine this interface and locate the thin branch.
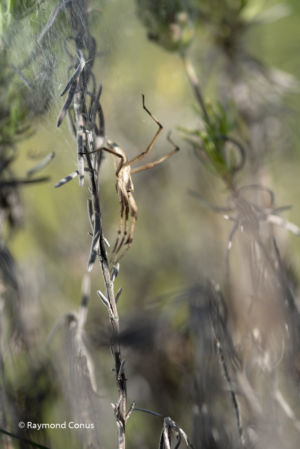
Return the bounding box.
[133,407,163,418]
[210,288,245,446]
[27,152,55,177]
[58,3,130,447]
[0,428,50,449]
[181,54,209,123]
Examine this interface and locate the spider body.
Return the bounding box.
[105,95,179,262]
[106,140,137,255]
[108,141,132,189]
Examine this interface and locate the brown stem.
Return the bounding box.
[181,53,210,123]
[68,2,128,447]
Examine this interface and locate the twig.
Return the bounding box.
[58,2,129,447]
[181,54,209,123]
[0,428,50,449]
[0,177,50,187]
[133,407,163,418]
[133,407,194,449]
[210,287,245,446]
[27,152,55,178]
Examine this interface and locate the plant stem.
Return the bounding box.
[181,53,210,124]
[67,2,128,446]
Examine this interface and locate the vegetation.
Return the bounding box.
[0,1,300,448]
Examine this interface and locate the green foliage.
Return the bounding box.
[0,0,38,36]
[0,0,70,135]
[0,1,33,143]
[136,0,248,185]
[5,0,37,18]
[193,0,249,20]
[192,0,250,55]
[136,0,251,56]
[0,59,28,146]
[136,0,195,52]
[181,102,238,183]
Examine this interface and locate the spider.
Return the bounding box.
[191,183,300,266]
[103,94,179,262]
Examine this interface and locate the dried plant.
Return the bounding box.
[1,1,300,449]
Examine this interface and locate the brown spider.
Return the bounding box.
[103,95,179,262]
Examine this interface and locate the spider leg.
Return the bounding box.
[112,198,135,264]
[125,94,163,167]
[116,196,130,254]
[131,132,179,174]
[113,194,138,263]
[112,192,126,255]
[126,193,138,244]
[83,146,124,163]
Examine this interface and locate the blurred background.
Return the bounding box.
[1,0,300,448]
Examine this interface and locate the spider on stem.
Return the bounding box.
[102,94,179,262]
[55,88,179,264]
